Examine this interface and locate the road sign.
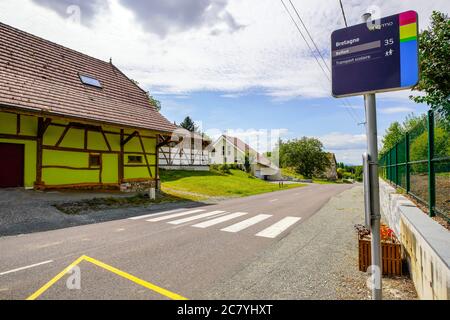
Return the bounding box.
[332,10,419,97]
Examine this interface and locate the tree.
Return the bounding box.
[279,137,330,179]
[380,122,404,156]
[179,116,198,132]
[403,113,426,132]
[147,94,161,112]
[354,165,363,182]
[380,114,429,157]
[244,152,252,173]
[410,11,450,117]
[130,79,162,112]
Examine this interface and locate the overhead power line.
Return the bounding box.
[339,0,348,27]
[288,0,330,74]
[280,0,330,82]
[280,0,363,125]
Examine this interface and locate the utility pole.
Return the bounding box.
[362,13,382,300]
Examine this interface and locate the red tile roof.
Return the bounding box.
[0,22,176,133]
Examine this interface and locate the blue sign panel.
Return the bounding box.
[332,11,419,97]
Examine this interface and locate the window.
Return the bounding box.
[89,154,101,167]
[79,74,102,88]
[128,155,143,164]
[222,146,226,156]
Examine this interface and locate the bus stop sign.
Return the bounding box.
[332,10,419,97]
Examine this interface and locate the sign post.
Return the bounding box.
[331,10,420,300]
[364,92,382,300]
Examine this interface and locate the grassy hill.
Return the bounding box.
[160,169,305,201]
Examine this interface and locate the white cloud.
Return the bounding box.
[0,0,448,101]
[320,132,367,151]
[379,106,416,114]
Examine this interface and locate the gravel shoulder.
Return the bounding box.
[206,185,417,300]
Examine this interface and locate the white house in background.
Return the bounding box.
[210,135,281,180]
[159,128,211,171]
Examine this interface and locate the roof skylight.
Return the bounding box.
[79,74,102,88]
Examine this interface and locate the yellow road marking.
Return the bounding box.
[26,255,85,300]
[26,255,187,301]
[82,256,187,300]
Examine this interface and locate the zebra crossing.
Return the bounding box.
[129,208,302,239]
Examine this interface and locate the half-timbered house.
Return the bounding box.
[0,22,176,191]
[159,128,211,171]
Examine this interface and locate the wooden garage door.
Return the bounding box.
[0,143,24,188]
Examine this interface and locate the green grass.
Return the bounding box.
[161,169,305,200]
[281,167,344,184]
[280,167,305,180]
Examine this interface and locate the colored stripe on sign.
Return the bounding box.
[400,23,417,41]
[399,11,419,88]
[400,40,419,87]
[399,10,417,26]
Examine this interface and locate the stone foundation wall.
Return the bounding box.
[120,180,157,193]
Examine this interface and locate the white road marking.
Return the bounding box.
[192,212,248,228]
[221,214,272,233]
[146,209,205,222]
[256,217,302,238]
[168,211,226,225]
[0,260,54,276]
[34,241,62,249]
[128,208,187,220]
[269,199,279,202]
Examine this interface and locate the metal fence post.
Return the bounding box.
[427,110,436,217]
[405,133,410,193]
[395,142,399,186]
[387,151,390,181]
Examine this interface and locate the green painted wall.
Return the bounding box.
[42,168,100,185]
[0,112,38,188]
[0,111,159,188]
[0,112,17,134]
[102,154,118,183]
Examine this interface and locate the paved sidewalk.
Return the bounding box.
[206,186,417,300]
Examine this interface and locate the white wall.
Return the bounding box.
[379,179,450,300]
[209,138,245,165]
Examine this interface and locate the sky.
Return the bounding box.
[0,0,448,164]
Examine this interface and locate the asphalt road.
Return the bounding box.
[0,183,353,300]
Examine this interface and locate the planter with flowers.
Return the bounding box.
[354,223,403,276]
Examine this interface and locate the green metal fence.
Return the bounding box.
[379,110,450,222]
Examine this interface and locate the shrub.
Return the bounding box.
[210,164,220,172]
[219,164,231,174]
[337,168,344,179]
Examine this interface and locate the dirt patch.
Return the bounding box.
[401,175,450,229]
[338,273,418,300]
[54,192,183,215]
